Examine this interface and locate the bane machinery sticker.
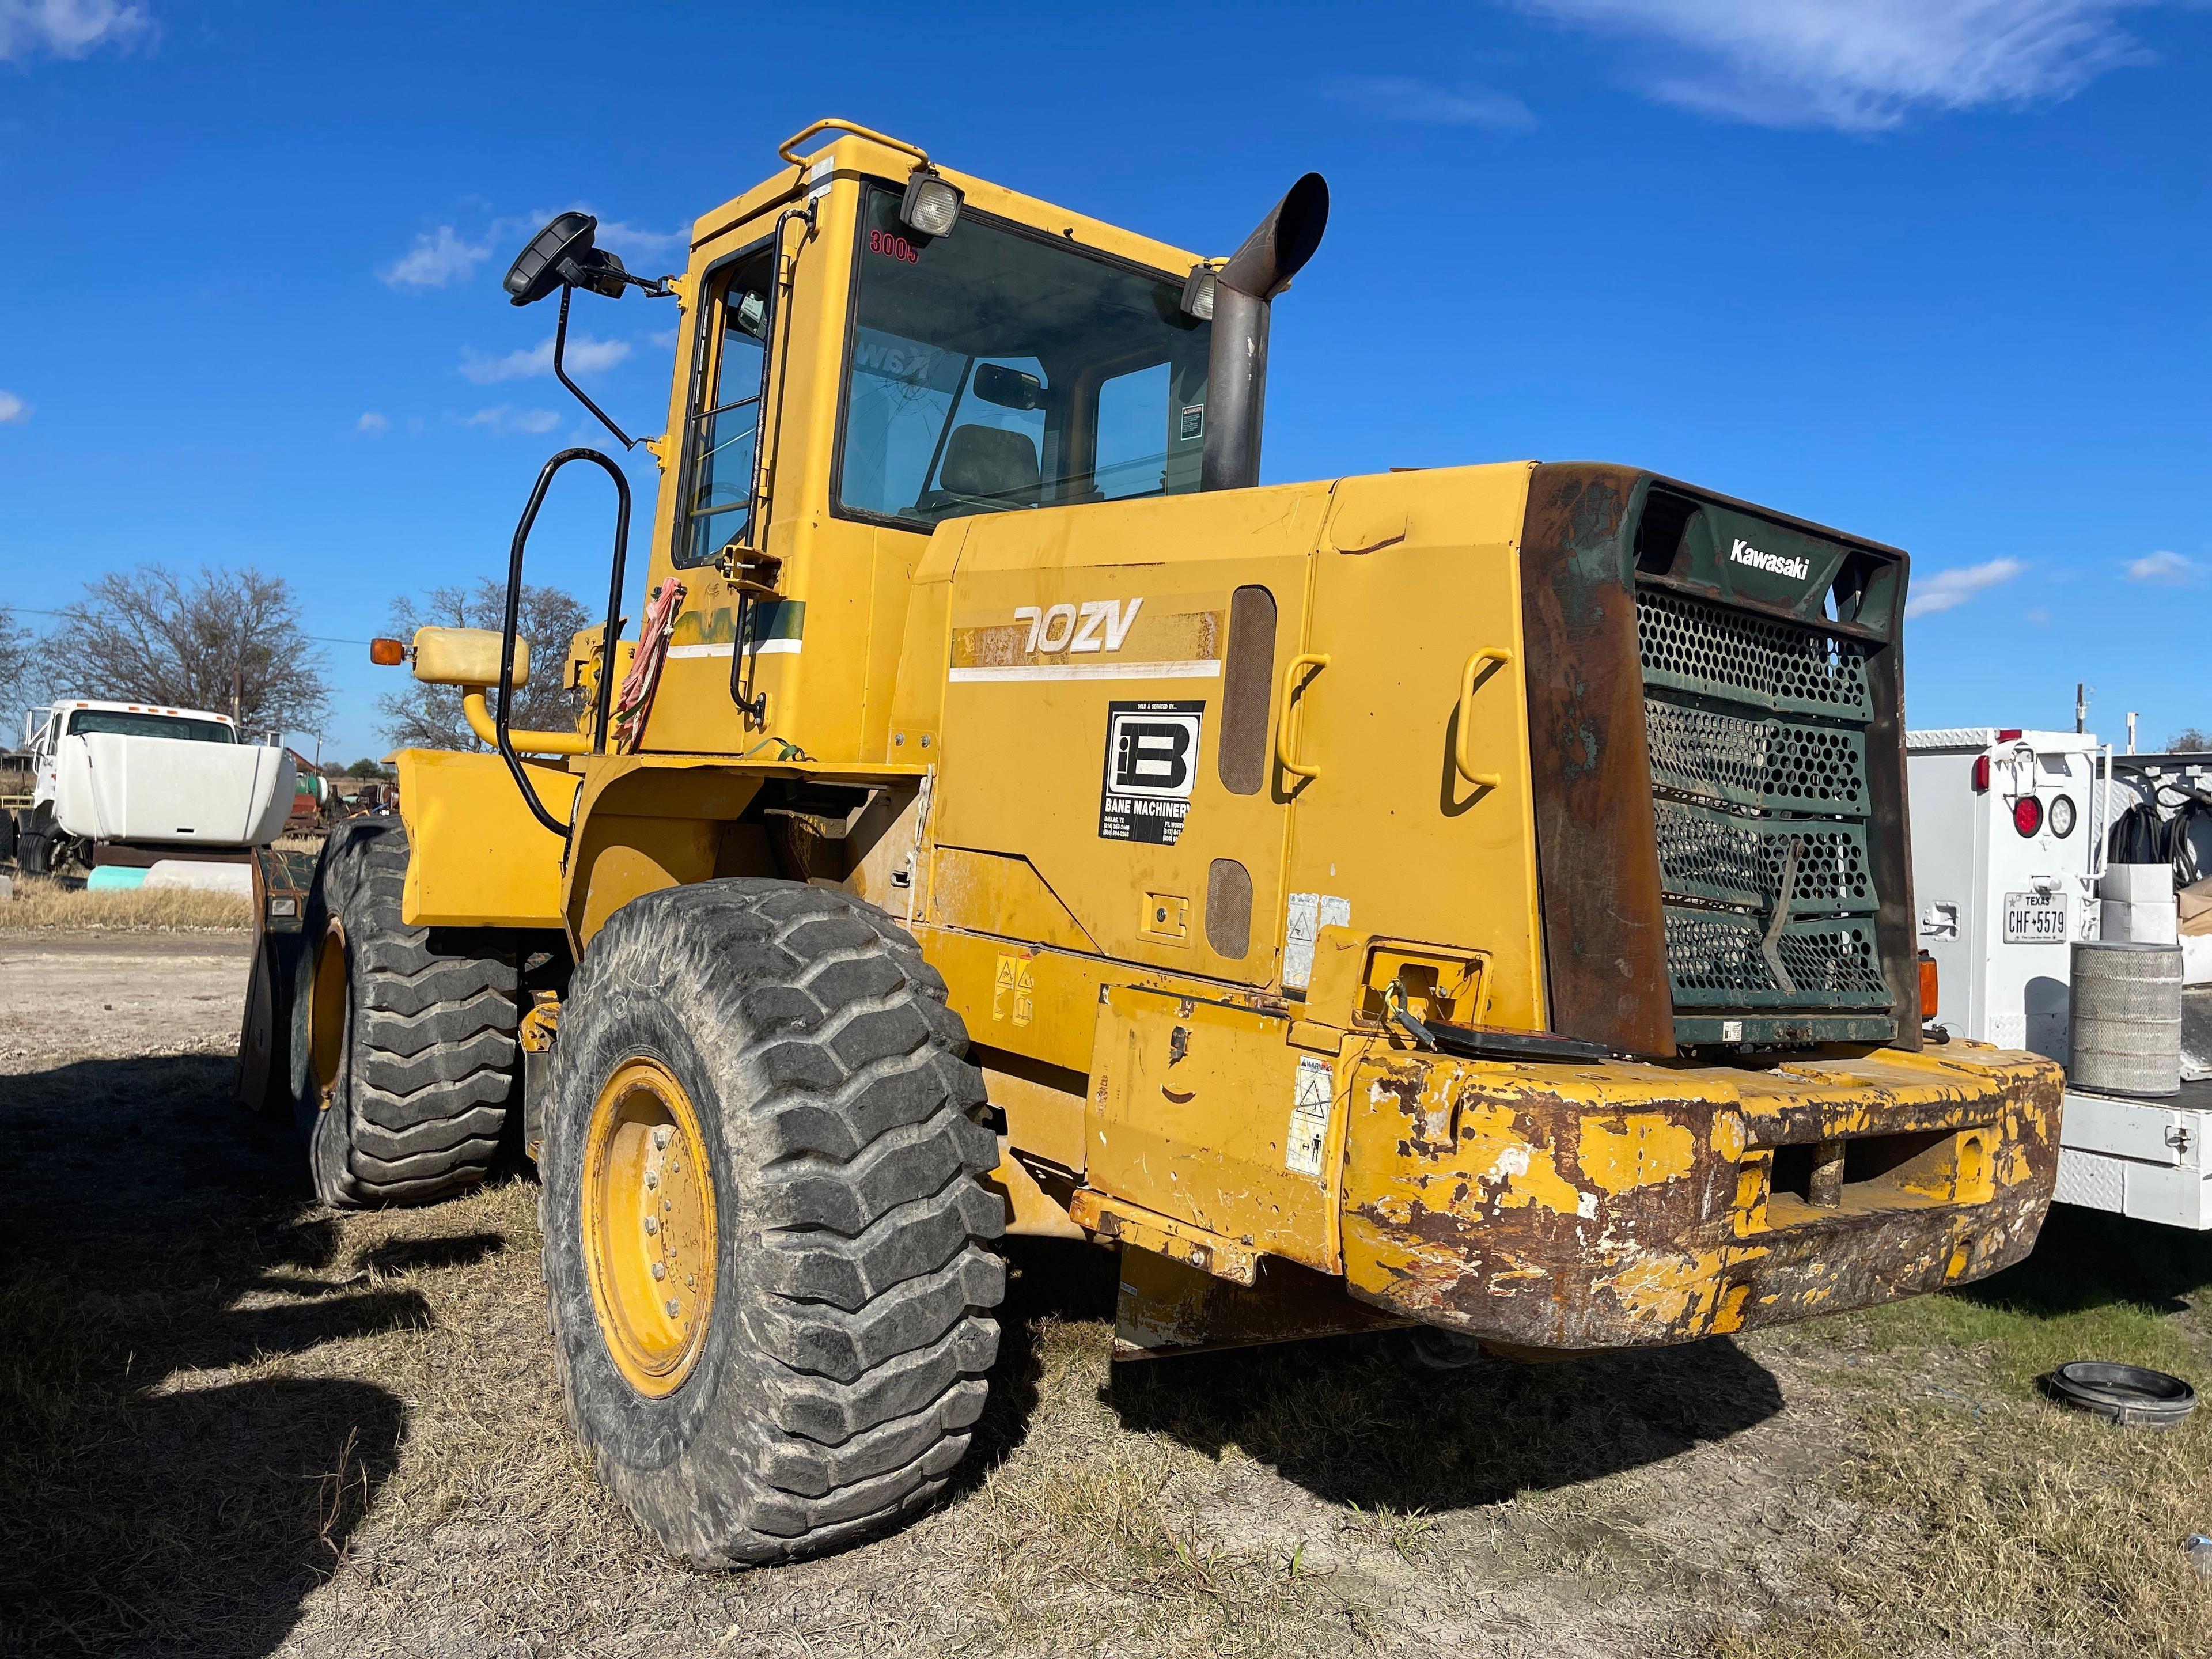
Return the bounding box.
[1099,701,1203,845]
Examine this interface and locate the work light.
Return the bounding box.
[1181,264,1216,321]
[900,168,963,238]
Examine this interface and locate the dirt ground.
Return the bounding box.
[6,929,2212,1659]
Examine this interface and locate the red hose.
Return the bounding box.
[612,579,685,753]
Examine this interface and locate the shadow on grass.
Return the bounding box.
[360,1229,507,1278]
[952,1237,1124,1494]
[1957,1203,2212,1320]
[1107,1328,1784,1513]
[965,1237,1783,1517]
[0,1053,416,1658]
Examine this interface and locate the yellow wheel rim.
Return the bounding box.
[307,923,348,1110]
[581,1056,718,1397]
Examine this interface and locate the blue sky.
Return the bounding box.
[2,0,2206,760]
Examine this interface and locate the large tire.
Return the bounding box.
[290,819,521,1207]
[542,879,1006,1567]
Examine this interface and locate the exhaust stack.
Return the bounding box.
[1200,173,1329,493]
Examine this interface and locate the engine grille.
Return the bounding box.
[1639,587,1893,1040]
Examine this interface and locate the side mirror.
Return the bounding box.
[503,211,643,308]
[972,363,1043,411]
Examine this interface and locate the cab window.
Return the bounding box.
[675,248,777,569]
[835,187,1209,529]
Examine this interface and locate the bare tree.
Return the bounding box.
[378,580,590,751]
[0,604,36,743]
[2169,727,2211,751]
[41,566,329,735]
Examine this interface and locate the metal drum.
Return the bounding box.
[2070,940,2184,1097]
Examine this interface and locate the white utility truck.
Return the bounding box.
[1909,729,2212,1227]
[10,699,295,876]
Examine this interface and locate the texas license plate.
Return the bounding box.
[2003,890,2066,944]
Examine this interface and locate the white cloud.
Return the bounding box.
[2124,548,2206,586]
[0,0,149,60]
[0,389,29,425]
[459,332,631,384]
[1906,556,2026,617]
[465,406,562,437]
[355,411,389,436]
[1324,75,1538,130]
[1512,0,2153,131]
[590,218,689,266]
[381,225,493,290]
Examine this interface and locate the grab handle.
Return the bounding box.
[1274,653,1331,782]
[1453,647,1514,790]
[498,447,631,838]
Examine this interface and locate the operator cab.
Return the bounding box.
[492,120,1323,760]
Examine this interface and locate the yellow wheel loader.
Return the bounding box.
[244,119,2063,1566]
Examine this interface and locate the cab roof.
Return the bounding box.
[688,120,1205,282]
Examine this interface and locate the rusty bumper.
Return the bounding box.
[1339,1042,2061,1349]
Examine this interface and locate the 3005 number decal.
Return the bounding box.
[868,229,920,263]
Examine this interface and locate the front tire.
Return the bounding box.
[290,819,522,1206]
[18,808,54,876]
[541,879,1005,1567]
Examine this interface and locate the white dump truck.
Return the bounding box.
[1909,728,2212,1226]
[7,698,295,876]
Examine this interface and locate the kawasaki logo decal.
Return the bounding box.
[1729,537,1810,581]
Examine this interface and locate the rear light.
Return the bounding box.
[2013,795,2043,836]
[1972,755,1990,792]
[1918,952,1939,1020]
[1998,728,2022,742]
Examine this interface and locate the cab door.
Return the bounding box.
[1277,467,1548,1031]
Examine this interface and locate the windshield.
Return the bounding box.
[66,710,236,743]
[836,187,1210,529]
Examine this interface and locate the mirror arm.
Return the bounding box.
[560,263,674,300]
[552,285,641,451]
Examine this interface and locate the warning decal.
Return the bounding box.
[1099,700,1203,846]
[1286,1055,1332,1176]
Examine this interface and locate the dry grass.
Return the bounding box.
[0,873,249,931]
[1720,1209,2212,1658]
[10,937,2212,1657]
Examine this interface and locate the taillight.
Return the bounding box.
[1997,728,2022,742]
[1919,952,1939,1020]
[2013,795,2043,836]
[1972,755,1991,792]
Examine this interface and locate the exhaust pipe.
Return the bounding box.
[1200,172,1330,493]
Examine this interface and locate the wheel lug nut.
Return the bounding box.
[643,1217,659,1236]
[653,1127,671,1149]
[665,1298,680,1316]
[645,1172,658,1190]
[651,1262,666,1280]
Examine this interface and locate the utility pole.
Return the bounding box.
[2075,681,2090,735]
[230,664,243,727]
[2127,711,2138,755]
